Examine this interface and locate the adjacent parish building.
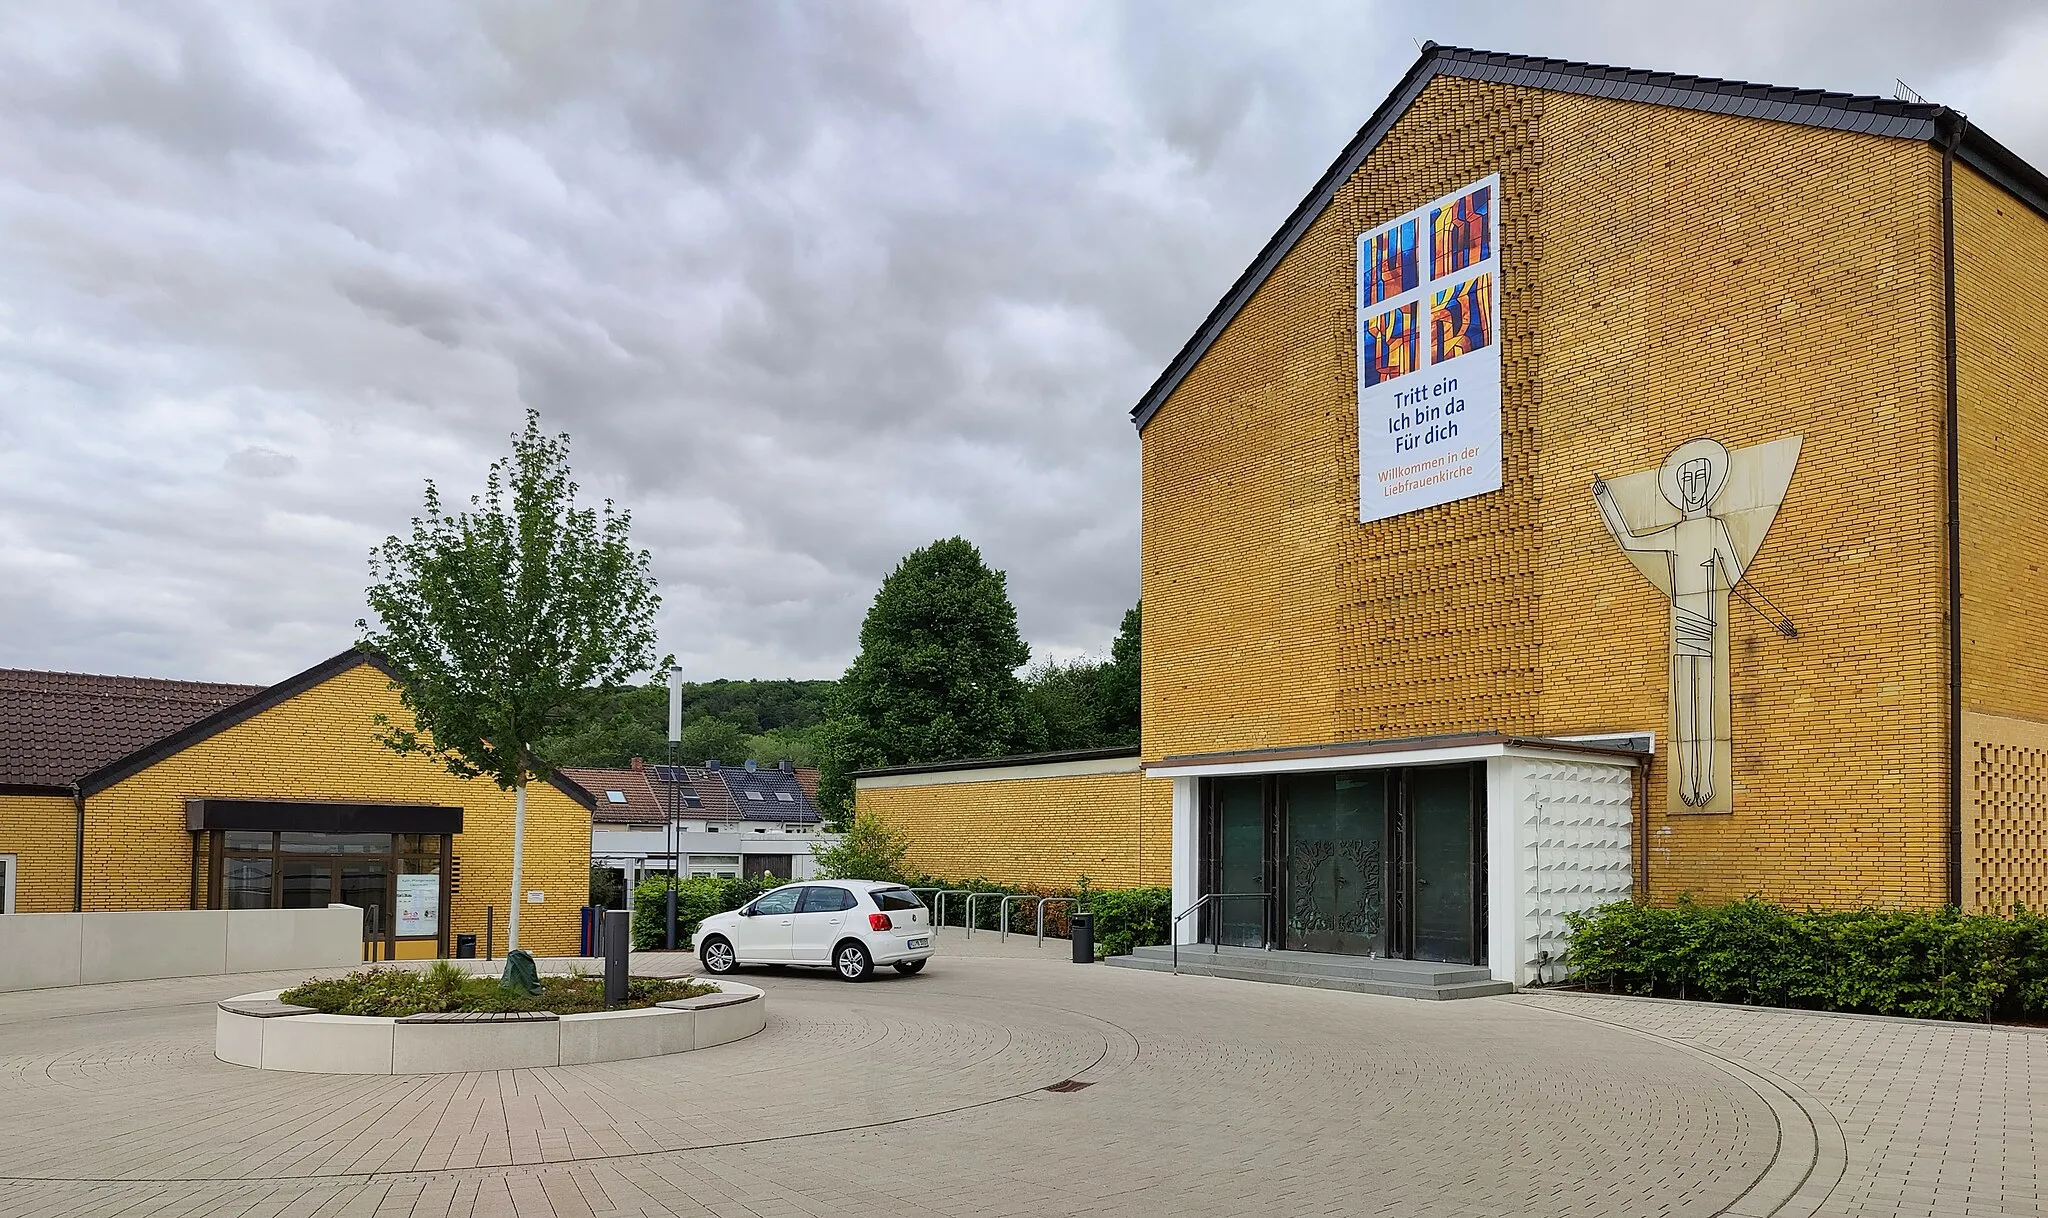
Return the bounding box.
[0,650,594,958]
[861,44,2048,987]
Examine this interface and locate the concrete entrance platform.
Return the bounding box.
[1107,942,1515,998]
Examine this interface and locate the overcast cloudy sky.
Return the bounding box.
[3,2,2044,684]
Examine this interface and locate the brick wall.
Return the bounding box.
[82,660,591,957]
[0,793,76,912]
[1955,164,2048,912]
[858,765,1170,890]
[1141,76,1953,909]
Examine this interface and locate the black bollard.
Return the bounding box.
[604,909,630,1005]
[665,886,677,950]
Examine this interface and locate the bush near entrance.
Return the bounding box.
[1564,898,2048,1022]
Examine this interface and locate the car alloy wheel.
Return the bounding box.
[835,942,872,981]
[701,937,737,974]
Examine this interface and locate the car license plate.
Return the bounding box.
[906,937,929,950]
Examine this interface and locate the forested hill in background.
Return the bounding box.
[538,678,839,770]
[536,641,1139,774]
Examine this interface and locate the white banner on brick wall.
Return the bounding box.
[1356,173,1503,523]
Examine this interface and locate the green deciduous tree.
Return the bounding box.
[677,715,751,766]
[810,812,911,883]
[1098,600,1140,745]
[817,538,1032,818]
[359,409,659,951]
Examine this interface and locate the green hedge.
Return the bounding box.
[901,874,1171,957]
[1565,898,2048,1022]
[630,875,780,950]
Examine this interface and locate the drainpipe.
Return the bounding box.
[1938,110,1964,910]
[1636,756,1652,903]
[71,781,84,912]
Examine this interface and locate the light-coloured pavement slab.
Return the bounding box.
[0,928,2036,1217]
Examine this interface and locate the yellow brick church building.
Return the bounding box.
[861,44,2048,986]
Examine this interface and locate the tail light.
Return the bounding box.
[868,913,893,931]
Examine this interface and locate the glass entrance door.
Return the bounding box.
[1407,764,1481,964]
[1212,777,1267,947]
[1281,772,1388,956]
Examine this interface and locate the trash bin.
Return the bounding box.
[455,933,477,959]
[1070,911,1094,963]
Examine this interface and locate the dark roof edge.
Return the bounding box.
[1130,43,2048,432]
[1147,731,1649,769]
[75,646,598,812]
[0,783,73,797]
[849,745,1141,781]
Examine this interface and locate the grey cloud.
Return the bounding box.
[1,1,2043,684]
[224,445,299,478]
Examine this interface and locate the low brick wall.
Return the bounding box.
[855,754,1170,890]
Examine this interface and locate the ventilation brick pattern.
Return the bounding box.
[1517,760,1636,976]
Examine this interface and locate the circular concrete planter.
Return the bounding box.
[215,980,765,1074]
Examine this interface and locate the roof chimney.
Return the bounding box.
[705,758,720,770]
[779,759,792,773]
[630,756,644,770]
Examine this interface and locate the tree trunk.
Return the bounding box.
[508,778,527,952]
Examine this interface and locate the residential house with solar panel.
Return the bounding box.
[570,757,835,898]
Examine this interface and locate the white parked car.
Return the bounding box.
[695,880,935,981]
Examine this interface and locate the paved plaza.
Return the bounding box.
[0,929,2040,1218]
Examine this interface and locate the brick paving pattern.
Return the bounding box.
[0,932,2037,1216]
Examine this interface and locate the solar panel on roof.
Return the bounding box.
[651,764,688,784]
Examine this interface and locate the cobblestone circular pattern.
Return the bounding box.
[0,953,1795,1217]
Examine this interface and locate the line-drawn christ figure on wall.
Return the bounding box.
[1592,436,1801,814]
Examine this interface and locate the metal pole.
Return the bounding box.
[604,909,629,1005]
[485,906,494,961]
[666,667,683,950]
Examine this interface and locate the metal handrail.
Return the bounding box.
[1171,892,1274,975]
[931,889,972,930]
[1034,896,1077,947]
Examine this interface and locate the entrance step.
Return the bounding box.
[1104,944,1513,1000]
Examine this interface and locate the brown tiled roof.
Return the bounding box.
[792,766,820,802]
[680,765,739,821]
[0,668,266,788]
[561,767,666,825]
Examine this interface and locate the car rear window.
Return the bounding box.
[870,887,924,911]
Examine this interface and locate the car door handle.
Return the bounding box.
[828,918,843,925]
[779,918,793,925]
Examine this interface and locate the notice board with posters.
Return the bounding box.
[1355,174,1502,523]
[396,873,440,937]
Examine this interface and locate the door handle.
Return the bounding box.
[828,918,843,925]
[779,918,793,925]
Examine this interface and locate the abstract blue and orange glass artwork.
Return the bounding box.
[1431,274,1493,364]
[1430,185,1492,277]
[1362,304,1418,386]
[1362,220,1418,305]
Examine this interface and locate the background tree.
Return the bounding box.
[360,409,658,951]
[817,537,1032,818]
[536,677,838,769]
[809,811,911,883]
[677,715,751,766]
[1096,600,1140,745]
[1020,657,1114,752]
